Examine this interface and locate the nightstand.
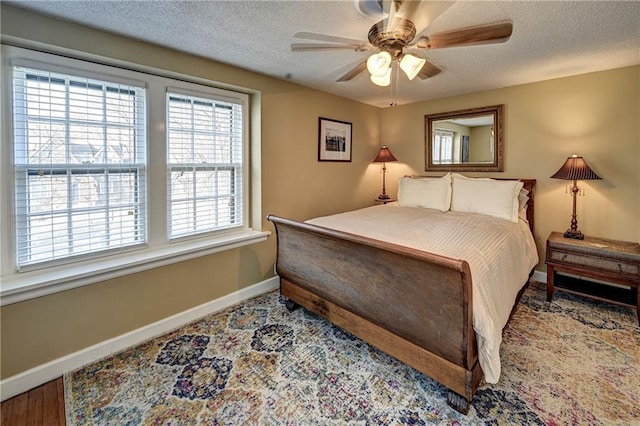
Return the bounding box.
[546,231,640,325]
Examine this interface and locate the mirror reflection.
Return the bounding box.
[425,105,504,172]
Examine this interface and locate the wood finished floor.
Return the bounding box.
[1,378,65,426]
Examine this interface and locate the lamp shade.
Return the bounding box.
[373,145,398,163]
[551,154,602,181]
[370,67,391,87]
[366,51,392,77]
[399,54,426,80]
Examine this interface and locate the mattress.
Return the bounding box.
[307,203,539,383]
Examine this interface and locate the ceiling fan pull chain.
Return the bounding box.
[390,61,398,106]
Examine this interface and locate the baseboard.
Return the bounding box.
[532,269,547,284]
[0,276,280,401]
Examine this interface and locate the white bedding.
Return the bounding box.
[307,204,539,383]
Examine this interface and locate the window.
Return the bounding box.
[1,46,265,304]
[12,66,146,269]
[433,129,454,164]
[167,92,243,239]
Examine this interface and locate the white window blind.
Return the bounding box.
[12,65,147,269]
[166,91,244,239]
[433,129,454,164]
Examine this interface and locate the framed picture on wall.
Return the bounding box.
[318,117,352,162]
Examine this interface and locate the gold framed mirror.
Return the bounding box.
[425,104,504,172]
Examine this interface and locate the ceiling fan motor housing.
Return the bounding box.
[368,19,416,56]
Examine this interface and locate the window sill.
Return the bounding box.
[0,229,270,306]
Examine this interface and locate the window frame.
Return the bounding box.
[0,45,267,306]
[165,88,247,241]
[12,65,148,270]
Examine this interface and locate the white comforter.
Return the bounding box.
[307,204,539,383]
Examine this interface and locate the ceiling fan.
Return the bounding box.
[291,0,513,88]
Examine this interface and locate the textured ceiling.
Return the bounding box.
[6,0,640,108]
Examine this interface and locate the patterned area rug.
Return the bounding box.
[65,282,639,425]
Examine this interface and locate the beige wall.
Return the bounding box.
[2,5,639,380]
[381,66,640,264]
[0,5,381,378]
[469,125,493,162]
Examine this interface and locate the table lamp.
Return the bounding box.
[372,145,397,200]
[550,154,602,240]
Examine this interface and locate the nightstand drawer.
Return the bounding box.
[548,250,639,275]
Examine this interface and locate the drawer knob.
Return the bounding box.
[618,263,622,272]
[562,254,568,261]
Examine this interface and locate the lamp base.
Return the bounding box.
[563,229,584,240]
[377,194,390,200]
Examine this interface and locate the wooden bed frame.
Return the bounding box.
[267,179,536,414]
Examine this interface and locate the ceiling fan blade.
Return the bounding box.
[417,60,442,79]
[293,31,367,46]
[291,43,371,52]
[337,60,367,82]
[415,22,513,50]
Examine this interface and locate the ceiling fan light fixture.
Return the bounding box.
[399,54,426,80]
[370,67,391,86]
[366,51,392,77]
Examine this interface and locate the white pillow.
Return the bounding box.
[397,174,452,212]
[518,188,530,210]
[518,188,530,221]
[451,174,523,223]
